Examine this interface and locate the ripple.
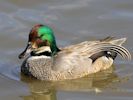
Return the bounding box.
[13,9,58,24]
[0,63,20,81]
[0,12,22,31]
[98,11,133,20]
[49,0,90,10]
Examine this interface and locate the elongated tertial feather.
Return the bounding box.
[88,43,131,60]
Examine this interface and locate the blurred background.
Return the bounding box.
[0,0,133,100]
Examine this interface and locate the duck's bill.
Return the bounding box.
[18,42,32,59]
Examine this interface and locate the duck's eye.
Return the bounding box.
[40,34,44,37]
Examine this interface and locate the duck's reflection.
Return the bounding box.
[22,88,56,100]
[21,65,120,100]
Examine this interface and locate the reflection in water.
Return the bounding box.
[21,75,57,100]
[20,65,122,100]
[22,88,56,100]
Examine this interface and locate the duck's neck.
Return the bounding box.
[51,42,60,56]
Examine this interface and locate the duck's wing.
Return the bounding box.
[53,37,131,71]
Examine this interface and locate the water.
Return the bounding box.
[0,0,133,100]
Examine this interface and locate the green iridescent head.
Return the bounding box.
[19,24,60,59]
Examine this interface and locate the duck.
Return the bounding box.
[18,24,131,81]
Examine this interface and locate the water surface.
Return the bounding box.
[0,0,133,100]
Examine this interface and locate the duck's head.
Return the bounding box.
[19,24,60,59]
